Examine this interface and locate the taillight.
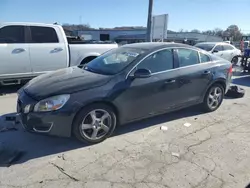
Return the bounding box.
[228,65,233,74]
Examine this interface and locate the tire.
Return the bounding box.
[78,56,97,68]
[72,103,117,144]
[231,56,238,66]
[202,84,225,112]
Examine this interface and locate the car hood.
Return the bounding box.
[24,67,111,100]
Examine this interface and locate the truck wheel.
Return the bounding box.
[79,56,97,68]
[202,84,224,112]
[72,103,117,144]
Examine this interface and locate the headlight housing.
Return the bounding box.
[34,94,70,112]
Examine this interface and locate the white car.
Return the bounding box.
[195,42,241,64]
[0,22,118,85]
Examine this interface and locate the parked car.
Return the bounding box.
[0,22,118,85]
[195,42,241,64]
[17,42,233,144]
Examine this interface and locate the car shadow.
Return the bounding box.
[246,183,250,188]
[0,106,202,165]
[116,106,202,135]
[0,113,84,165]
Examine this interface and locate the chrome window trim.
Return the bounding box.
[199,51,211,63]
[198,51,201,64]
[126,46,210,79]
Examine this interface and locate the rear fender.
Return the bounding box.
[202,78,227,101]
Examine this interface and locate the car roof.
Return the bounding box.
[196,42,232,45]
[0,22,59,27]
[123,42,197,50]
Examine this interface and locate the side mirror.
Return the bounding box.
[132,69,151,78]
[213,49,219,53]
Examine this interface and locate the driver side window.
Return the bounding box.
[214,45,223,52]
[136,49,174,73]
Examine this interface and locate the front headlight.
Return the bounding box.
[34,94,70,112]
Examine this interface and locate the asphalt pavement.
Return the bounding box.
[0,74,250,188]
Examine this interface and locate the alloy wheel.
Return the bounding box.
[207,86,223,110]
[80,109,112,141]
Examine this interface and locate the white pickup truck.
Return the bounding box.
[0,22,118,85]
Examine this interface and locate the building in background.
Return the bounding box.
[76,28,223,45]
[77,28,146,42]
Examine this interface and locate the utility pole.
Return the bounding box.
[79,16,82,25]
[146,0,153,42]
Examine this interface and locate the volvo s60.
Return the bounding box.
[17,42,233,143]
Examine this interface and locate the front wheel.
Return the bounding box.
[72,104,117,144]
[202,84,224,112]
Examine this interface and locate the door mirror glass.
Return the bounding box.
[212,49,219,53]
[133,68,151,78]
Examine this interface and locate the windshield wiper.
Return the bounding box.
[84,66,111,75]
[84,66,97,73]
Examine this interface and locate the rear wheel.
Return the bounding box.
[231,56,238,66]
[202,84,224,112]
[72,104,117,144]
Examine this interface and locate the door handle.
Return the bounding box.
[164,79,176,84]
[220,53,223,56]
[51,47,63,53]
[53,47,63,51]
[12,48,26,54]
[203,70,211,75]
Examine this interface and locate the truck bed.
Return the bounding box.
[67,36,116,44]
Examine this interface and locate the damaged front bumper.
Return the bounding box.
[17,90,75,138]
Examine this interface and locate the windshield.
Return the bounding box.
[84,47,147,75]
[195,43,215,51]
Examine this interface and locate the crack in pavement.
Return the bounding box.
[50,162,79,182]
[0,178,68,188]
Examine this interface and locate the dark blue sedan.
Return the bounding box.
[17,42,233,143]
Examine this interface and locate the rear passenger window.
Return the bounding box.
[137,49,173,73]
[223,45,234,50]
[0,26,25,43]
[214,45,223,51]
[177,49,199,67]
[30,26,59,43]
[199,52,210,63]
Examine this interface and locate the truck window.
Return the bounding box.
[30,26,59,43]
[0,25,25,43]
